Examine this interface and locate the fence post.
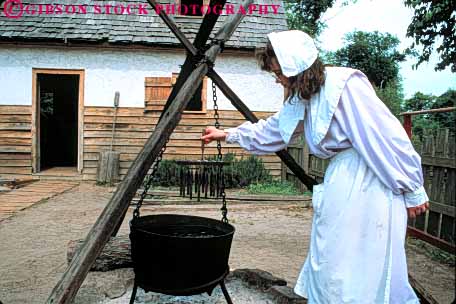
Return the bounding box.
[403,113,412,139]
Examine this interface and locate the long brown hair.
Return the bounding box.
[255,40,326,101]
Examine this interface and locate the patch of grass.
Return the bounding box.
[247,180,301,195]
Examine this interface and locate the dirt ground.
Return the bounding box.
[0,183,454,304]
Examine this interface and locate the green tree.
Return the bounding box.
[402,90,455,137]
[330,31,407,88]
[402,92,438,137]
[405,0,456,72]
[431,89,456,129]
[283,0,357,37]
[402,92,435,112]
[374,79,404,116]
[284,0,337,37]
[326,30,409,115]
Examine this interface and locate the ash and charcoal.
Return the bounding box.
[100,269,306,304]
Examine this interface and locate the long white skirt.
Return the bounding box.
[294,148,419,304]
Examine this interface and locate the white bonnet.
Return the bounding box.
[267,30,318,77]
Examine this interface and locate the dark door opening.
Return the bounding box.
[38,74,79,170]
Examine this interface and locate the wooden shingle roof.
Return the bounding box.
[0,0,288,49]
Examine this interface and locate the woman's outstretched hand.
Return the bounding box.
[407,202,430,219]
[201,126,227,144]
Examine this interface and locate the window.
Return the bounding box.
[144,74,207,113]
[172,73,207,112]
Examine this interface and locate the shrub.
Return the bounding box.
[151,159,180,187]
[222,153,272,188]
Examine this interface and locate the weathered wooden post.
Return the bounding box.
[96,92,121,185]
[96,151,120,185]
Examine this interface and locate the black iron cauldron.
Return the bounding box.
[129,214,235,296]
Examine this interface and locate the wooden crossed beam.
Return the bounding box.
[46,0,316,302]
[155,0,317,191]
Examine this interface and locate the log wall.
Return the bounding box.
[83,107,280,181]
[0,106,281,181]
[0,104,280,180]
[0,105,33,176]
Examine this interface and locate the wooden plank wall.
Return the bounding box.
[0,105,32,176]
[83,107,281,181]
[144,77,172,112]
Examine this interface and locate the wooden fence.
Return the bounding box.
[281,141,311,192]
[282,128,455,247]
[281,141,328,190]
[410,128,455,245]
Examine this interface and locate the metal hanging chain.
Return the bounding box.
[134,53,226,219]
[212,81,228,223]
[133,141,168,218]
[134,47,216,218]
[212,81,222,161]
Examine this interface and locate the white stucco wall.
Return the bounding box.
[0,45,283,112]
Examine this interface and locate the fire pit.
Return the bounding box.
[100,269,304,304]
[129,214,235,303]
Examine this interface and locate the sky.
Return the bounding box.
[318,0,455,98]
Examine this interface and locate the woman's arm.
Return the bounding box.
[334,73,429,212]
[202,111,300,155]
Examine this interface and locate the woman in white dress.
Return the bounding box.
[202,30,429,304]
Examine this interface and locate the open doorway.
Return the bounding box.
[38,74,79,169]
[32,70,84,174]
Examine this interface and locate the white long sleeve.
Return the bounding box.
[334,75,428,207]
[225,73,428,207]
[225,112,299,155]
